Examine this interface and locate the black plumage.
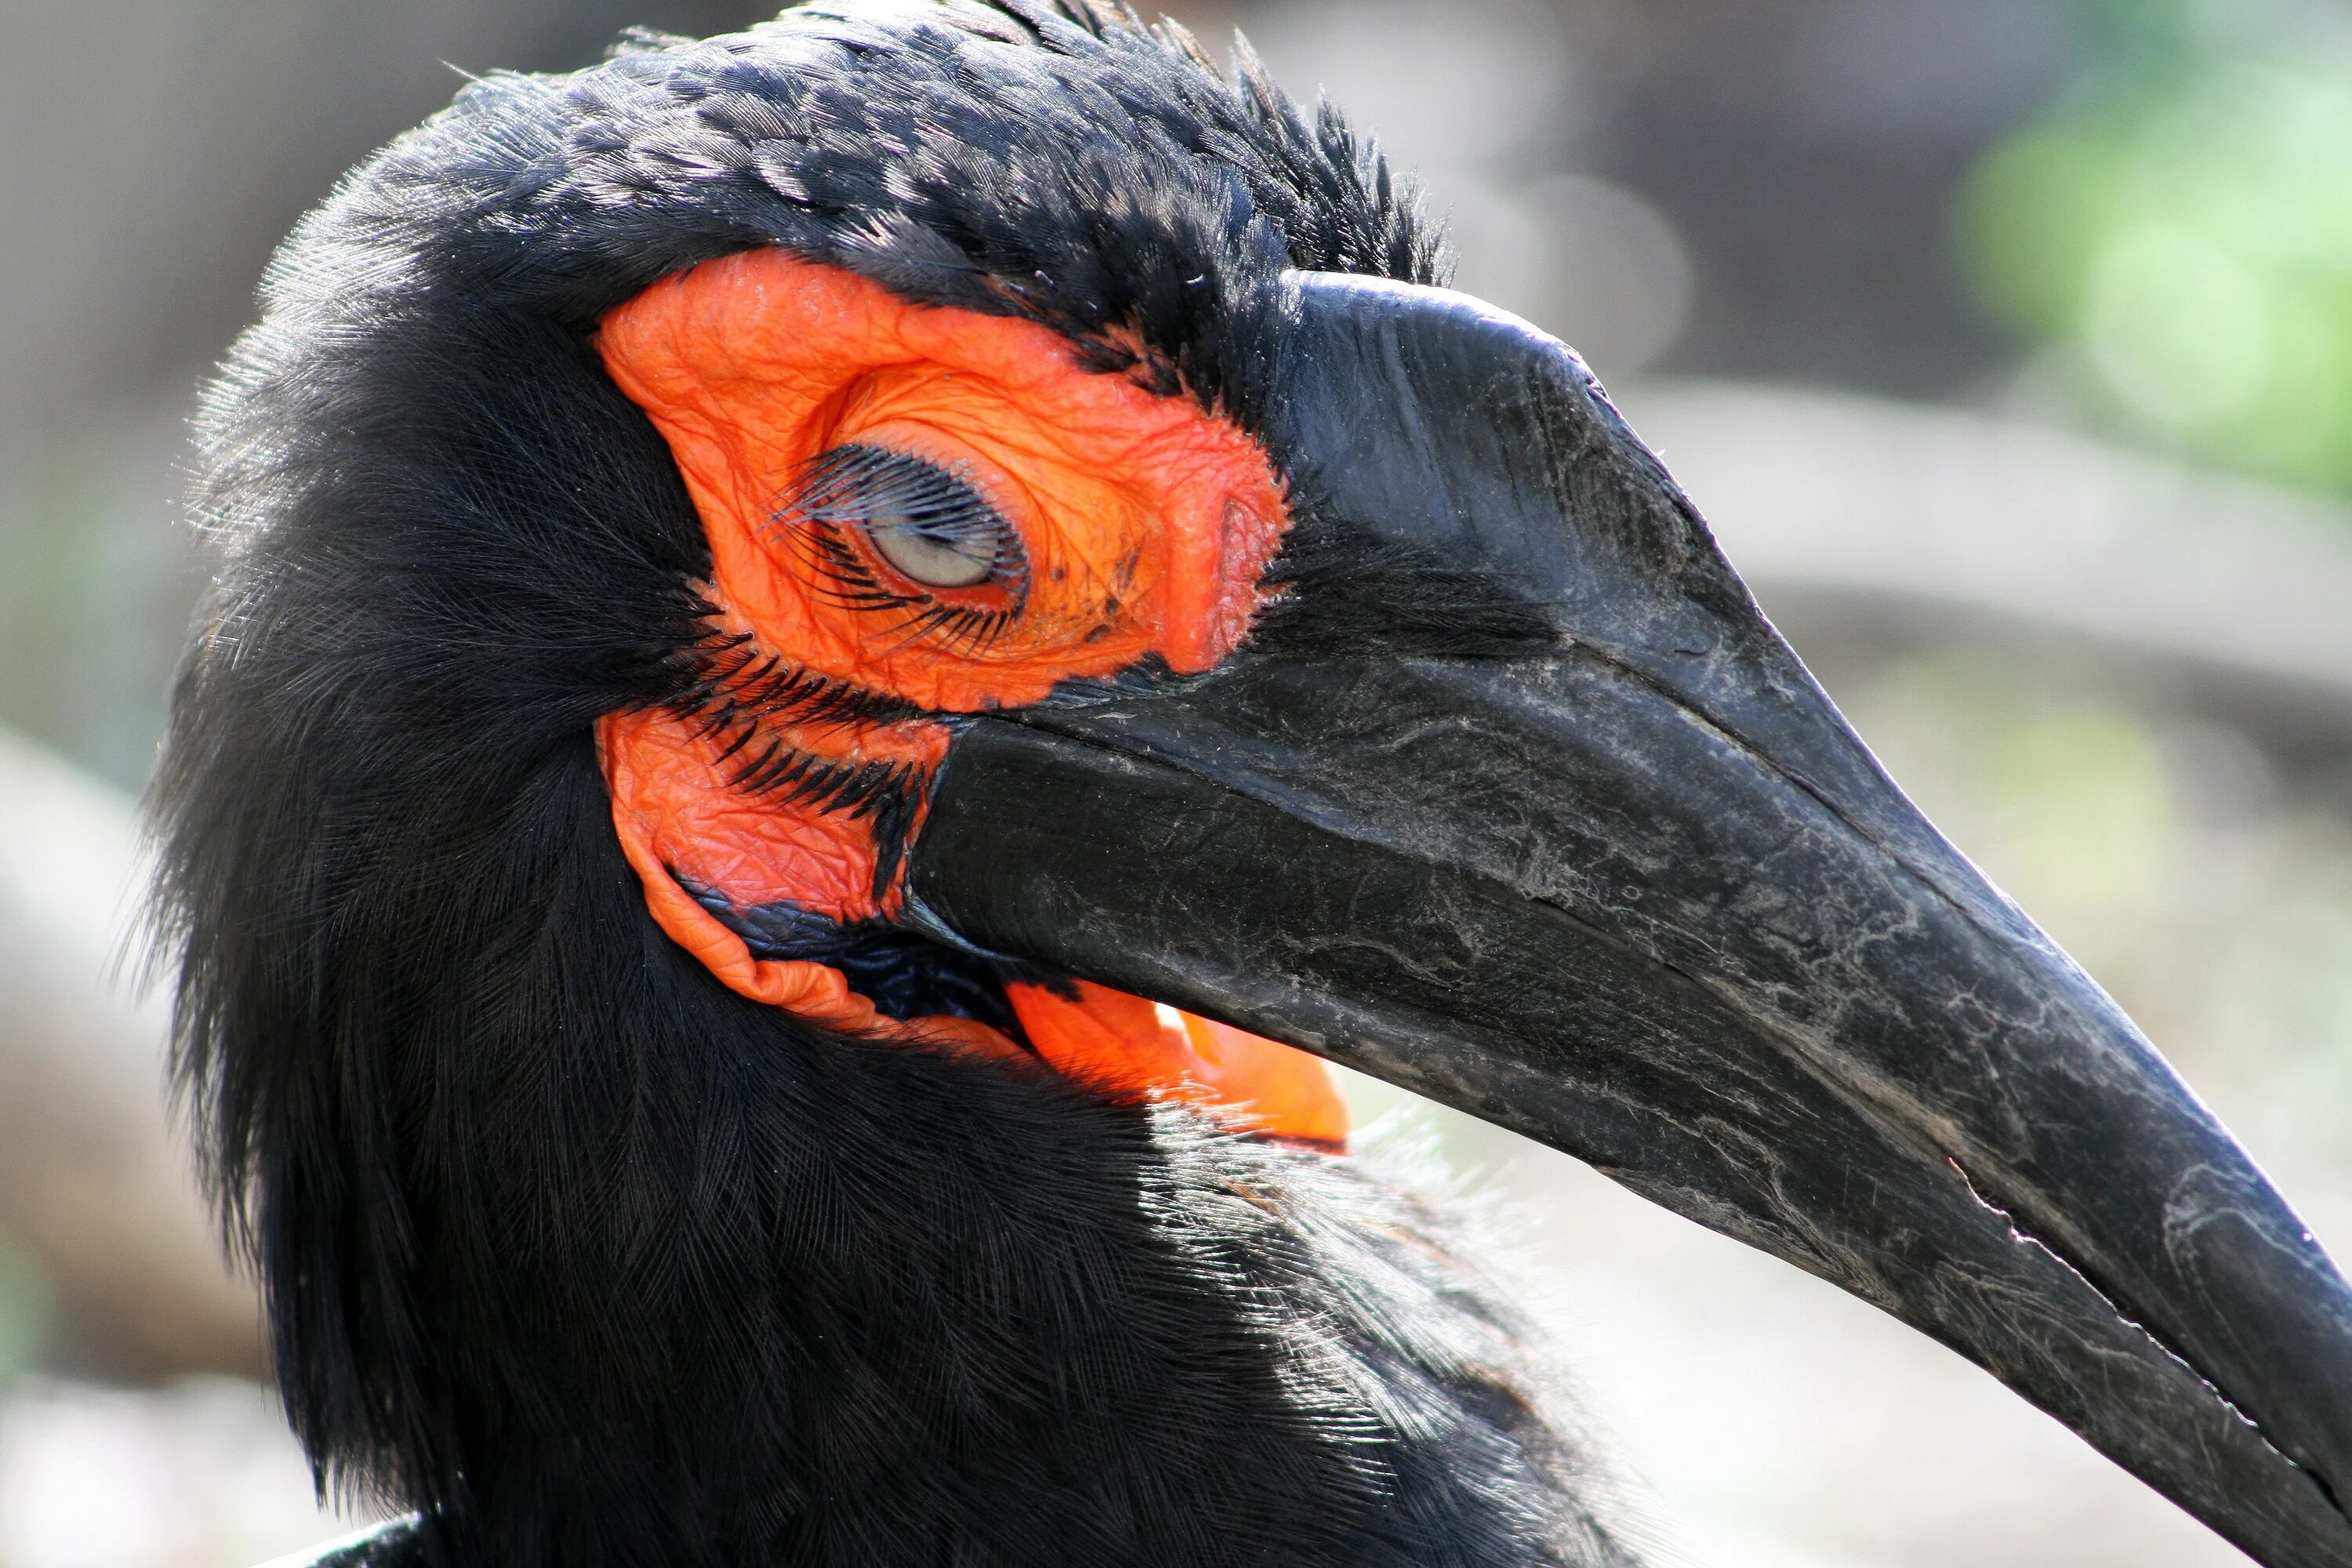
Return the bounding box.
[151,3,1633,1563]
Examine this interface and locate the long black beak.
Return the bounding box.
[906,273,2352,1567]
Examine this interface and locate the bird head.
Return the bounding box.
[151,3,2352,1564]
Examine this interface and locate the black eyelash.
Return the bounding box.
[670,627,928,738]
[653,446,1029,891]
[657,626,929,894]
[774,442,1030,657]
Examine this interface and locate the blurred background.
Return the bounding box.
[5,0,2352,1563]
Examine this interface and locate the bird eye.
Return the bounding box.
[866,511,996,588]
[788,443,1025,596]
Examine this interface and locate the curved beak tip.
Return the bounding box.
[909,272,2352,1567]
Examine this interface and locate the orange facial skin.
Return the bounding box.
[601,703,948,1033]
[597,250,1286,708]
[1007,982,1352,1150]
[594,249,1347,1146]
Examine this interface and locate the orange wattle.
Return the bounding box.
[593,249,1344,1147]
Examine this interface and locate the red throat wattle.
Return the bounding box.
[593,249,1348,1148]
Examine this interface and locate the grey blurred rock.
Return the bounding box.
[0,725,260,1377]
[1624,379,2352,760]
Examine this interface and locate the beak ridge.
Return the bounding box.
[909,272,2352,1567]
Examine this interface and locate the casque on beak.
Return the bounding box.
[906,273,2352,1568]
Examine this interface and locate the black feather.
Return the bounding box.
[148,4,1632,1564]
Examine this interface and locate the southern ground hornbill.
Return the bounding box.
[151,2,2352,1564]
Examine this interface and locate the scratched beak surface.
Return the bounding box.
[911,273,2352,1567]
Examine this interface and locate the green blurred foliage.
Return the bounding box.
[1958,1,2352,496]
[0,444,196,790]
[0,1226,58,1385]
